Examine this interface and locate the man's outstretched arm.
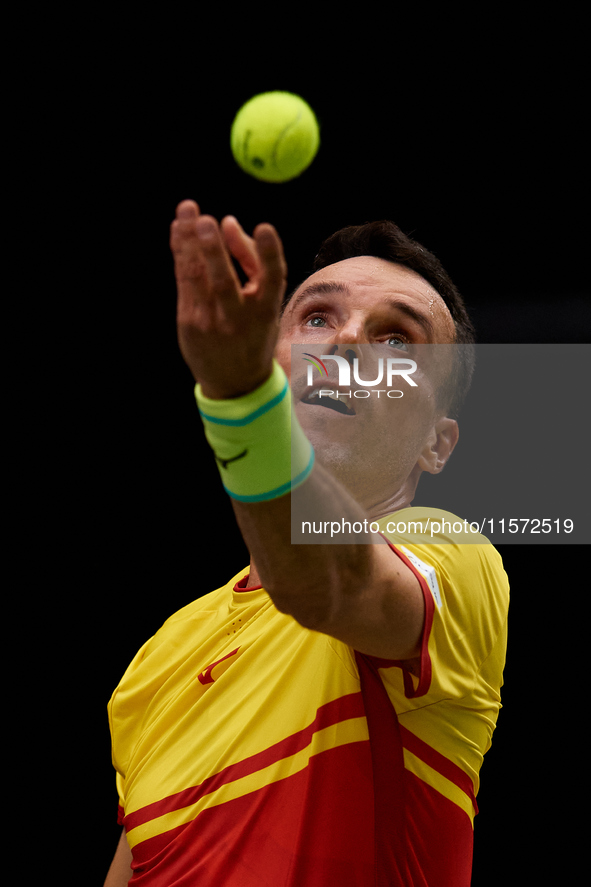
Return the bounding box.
[170,200,424,661]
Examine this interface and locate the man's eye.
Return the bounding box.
[387,336,408,350]
[306,315,327,327]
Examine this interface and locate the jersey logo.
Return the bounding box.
[399,545,443,608]
[214,449,248,470]
[198,647,241,685]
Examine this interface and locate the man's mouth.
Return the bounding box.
[301,389,356,416]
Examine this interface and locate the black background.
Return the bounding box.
[30,14,588,885]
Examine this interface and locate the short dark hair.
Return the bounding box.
[286,220,476,419]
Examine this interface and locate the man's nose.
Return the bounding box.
[326,342,383,381]
[328,317,369,349]
[327,344,357,366]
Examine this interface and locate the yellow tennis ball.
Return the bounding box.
[230,91,320,183]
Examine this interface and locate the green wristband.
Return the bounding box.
[195,361,315,502]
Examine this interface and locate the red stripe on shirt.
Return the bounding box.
[355,651,475,886]
[128,739,376,886]
[123,690,366,832]
[399,723,478,811]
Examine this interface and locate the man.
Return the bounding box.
[104,201,509,886]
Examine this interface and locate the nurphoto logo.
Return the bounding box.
[303,352,418,400]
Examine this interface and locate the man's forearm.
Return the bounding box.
[195,359,385,632]
[232,460,380,630]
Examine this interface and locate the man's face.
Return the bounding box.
[275,256,458,513]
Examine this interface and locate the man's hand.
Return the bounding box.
[170,200,287,399]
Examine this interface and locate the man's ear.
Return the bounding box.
[417,418,459,475]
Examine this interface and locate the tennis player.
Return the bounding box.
[104,201,509,886]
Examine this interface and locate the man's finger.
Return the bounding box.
[176,199,200,221]
[194,215,243,309]
[221,216,261,285]
[170,200,215,323]
[170,200,202,276]
[254,223,288,308]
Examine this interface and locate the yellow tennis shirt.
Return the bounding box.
[108,508,509,886]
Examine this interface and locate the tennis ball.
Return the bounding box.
[230,91,320,183]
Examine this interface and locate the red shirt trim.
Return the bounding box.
[233,574,262,592]
[363,539,434,699]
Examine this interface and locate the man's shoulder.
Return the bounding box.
[160,566,251,628]
[110,568,252,704]
[120,568,251,672]
[378,506,509,610]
